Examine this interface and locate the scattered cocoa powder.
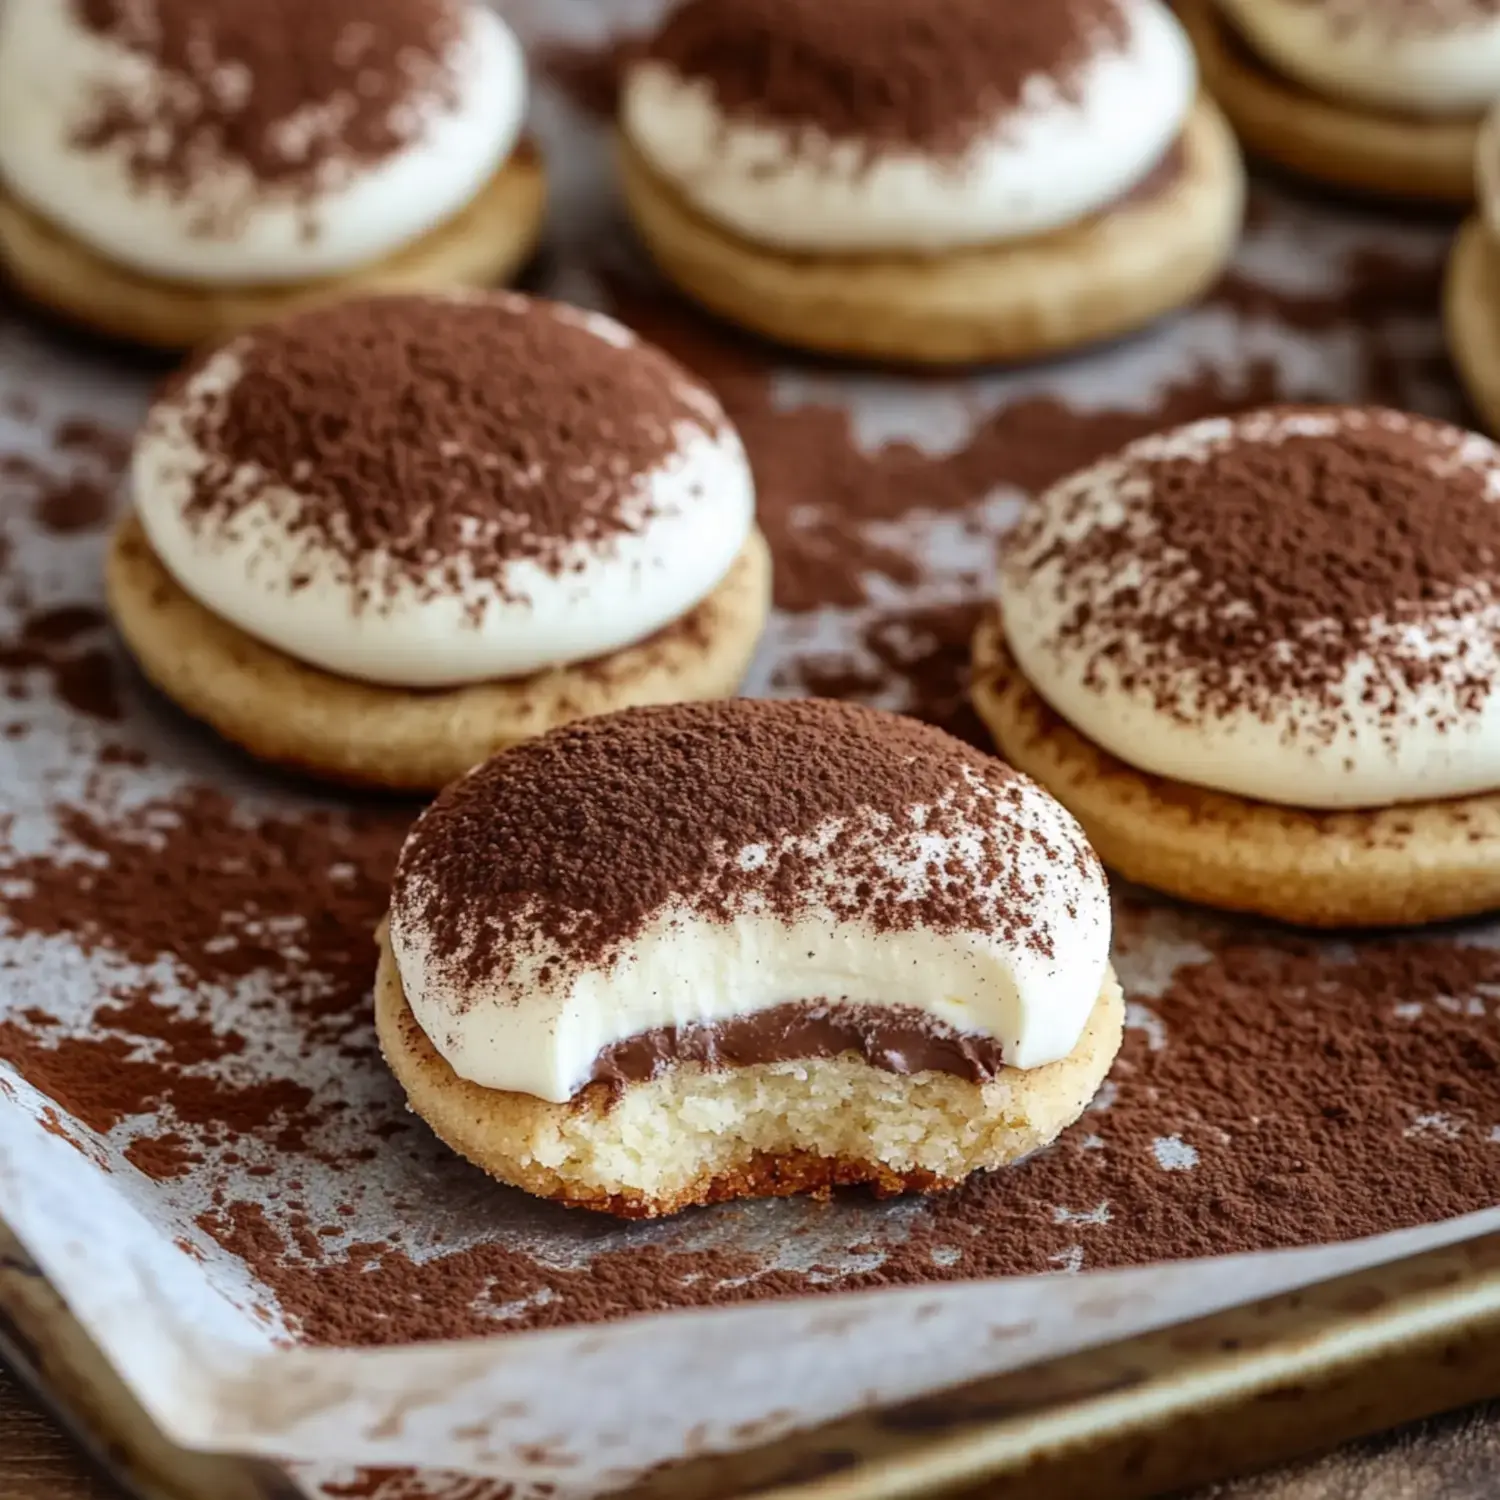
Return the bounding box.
[191,922,1500,1337]
[125,1130,201,1181]
[0,416,125,536]
[535,34,646,118]
[0,604,121,723]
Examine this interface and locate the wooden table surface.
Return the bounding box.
[0,1365,114,1500]
[6,1358,1500,1500]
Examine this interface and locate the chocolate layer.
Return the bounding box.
[589,1001,1008,1088]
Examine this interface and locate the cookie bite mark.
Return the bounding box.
[108,292,770,788]
[617,0,1243,362]
[977,405,1500,926]
[0,0,545,343]
[380,699,1122,1215]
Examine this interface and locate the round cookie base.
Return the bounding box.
[1179,0,1477,203]
[617,96,1245,366]
[106,514,772,791]
[373,926,1126,1220]
[1445,219,1500,436]
[971,611,1500,929]
[0,142,548,350]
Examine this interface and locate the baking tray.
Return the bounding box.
[5,2,1500,1495]
[8,1215,1500,1500]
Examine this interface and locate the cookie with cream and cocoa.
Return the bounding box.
[375,698,1123,1218]
[972,405,1500,927]
[0,0,545,347]
[107,290,771,789]
[1179,0,1499,201]
[616,0,1244,364]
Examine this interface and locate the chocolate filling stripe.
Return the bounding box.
[588,1000,1008,1090]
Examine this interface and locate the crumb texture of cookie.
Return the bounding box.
[0,0,529,285]
[1180,0,1480,200]
[379,699,1122,1214]
[375,928,1126,1219]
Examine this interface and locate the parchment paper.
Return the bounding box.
[1,3,1498,1497]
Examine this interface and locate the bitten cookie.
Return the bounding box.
[0,0,546,348]
[1180,0,1486,202]
[972,405,1500,929]
[617,0,1244,365]
[108,291,771,790]
[377,699,1124,1219]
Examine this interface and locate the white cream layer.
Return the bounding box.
[0,0,525,284]
[390,765,1113,1103]
[620,0,1195,254]
[1001,407,1500,811]
[132,298,755,687]
[1216,0,1500,115]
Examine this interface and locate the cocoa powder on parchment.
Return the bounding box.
[0,21,1492,1377]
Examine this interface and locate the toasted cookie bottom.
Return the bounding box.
[374,926,1125,1220]
[617,95,1243,366]
[0,141,547,350]
[1180,0,1477,203]
[1446,220,1500,436]
[106,514,772,791]
[971,610,1500,929]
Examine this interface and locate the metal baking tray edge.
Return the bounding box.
[5,1215,1500,1500]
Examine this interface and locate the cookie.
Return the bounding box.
[108,290,770,789]
[0,0,544,347]
[972,612,1500,929]
[617,0,1241,364]
[107,514,771,792]
[618,98,1244,366]
[0,146,545,351]
[975,405,1500,928]
[378,700,1124,1218]
[375,923,1125,1219]
[1180,0,1477,203]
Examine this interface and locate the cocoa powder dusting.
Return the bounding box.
[71,0,463,218]
[395,700,1087,997]
[1006,406,1500,748]
[645,0,1130,156]
[165,294,725,615]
